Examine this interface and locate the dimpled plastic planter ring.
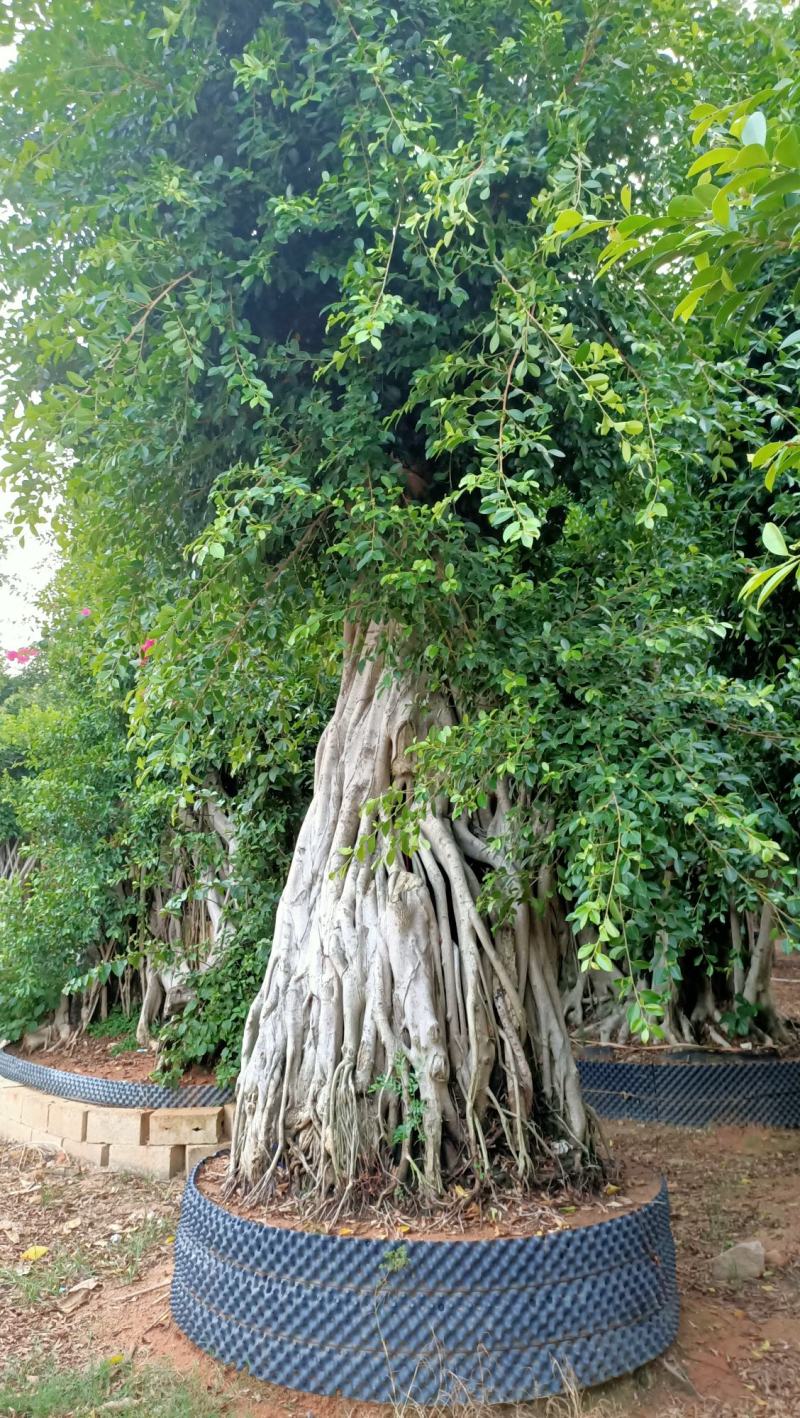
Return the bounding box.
[577,1050,800,1128]
[0,1043,234,1177]
[170,1153,679,1405]
[0,1043,233,1109]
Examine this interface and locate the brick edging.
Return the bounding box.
[0,1071,235,1178]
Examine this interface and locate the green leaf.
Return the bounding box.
[741,110,767,147]
[762,522,789,557]
[775,128,800,167]
[618,217,660,242]
[553,208,584,233]
[739,564,781,600]
[673,289,703,322]
[711,189,730,228]
[597,236,645,270]
[757,560,796,607]
[620,184,631,214]
[724,142,769,173]
[686,146,739,177]
[667,194,707,219]
[750,442,783,470]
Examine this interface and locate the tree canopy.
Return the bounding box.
[0,0,798,1195]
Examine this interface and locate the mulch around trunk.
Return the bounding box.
[198,1150,661,1241]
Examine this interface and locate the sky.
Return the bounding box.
[0,484,54,653]
[0,40,49,658]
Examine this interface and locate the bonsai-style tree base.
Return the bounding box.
[231,626,592,1205]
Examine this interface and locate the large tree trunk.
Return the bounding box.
[231,626,592,1203]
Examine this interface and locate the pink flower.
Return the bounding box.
[140,637,156,662]
[6,646,39,665]
[80,607,91,617]
[6,650,18,662]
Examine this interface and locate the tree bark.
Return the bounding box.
[230,625,591,1202]
[135,795,237,1048]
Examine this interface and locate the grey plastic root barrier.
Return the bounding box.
[577,1052,800,1128]
[0,1044,234,1110]
[170,1153,679,1404]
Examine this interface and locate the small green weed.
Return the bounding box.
[109,1035,140,1056]
[86,1007,139,1049]
[380,1242,409,1275]
[369,1056,426,1149]
[37,1180,66,1210]
[0,1359,224,1417]
[0,1251,93,1306]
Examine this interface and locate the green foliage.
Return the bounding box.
[380,1243,410,1276]
[720,995,760,1039]
[155,936,268,1087]
[0,0,798,1054]
[370,1056,427,1149]
[0,645,136,1039]
[154,755,311,1082]
[86,1006,140,1054]
[591,54,800,608]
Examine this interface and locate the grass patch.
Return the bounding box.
[0,1215,172,1304]
[37,1180,67,1211]
[0,1359,224,1418]
[109,1214,173,1282]
[0,1251,94,1306]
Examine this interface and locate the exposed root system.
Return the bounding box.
[231,625,594,1202]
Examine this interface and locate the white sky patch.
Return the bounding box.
[0,39,49,663]
[0,484,55,657]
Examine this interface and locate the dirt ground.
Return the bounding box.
[1,1120,799,1418]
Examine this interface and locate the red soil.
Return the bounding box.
[7,1034,219,1089]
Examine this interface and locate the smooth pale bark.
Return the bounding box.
[231,626,590,1200]
[136,797,237,1047]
